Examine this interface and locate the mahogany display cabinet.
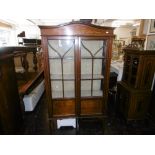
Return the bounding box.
[39,22,114,132]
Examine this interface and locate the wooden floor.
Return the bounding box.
[22,93,155,135]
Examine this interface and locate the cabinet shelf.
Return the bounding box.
[51,74,75,80]
[49,56,74,60]
[51,74,104,80]
[81,90,103,97]
[81,74,104,80]
[49,56,105,60]
[81,56,105,59]
[52,90,75,99]
[52,90,103,99]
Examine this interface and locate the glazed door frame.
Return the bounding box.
[78,36,112,116]
[43,36,78,117]
[42,35,112,117]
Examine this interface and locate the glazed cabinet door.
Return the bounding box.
[79,37,108,115]
[46,37,77,117]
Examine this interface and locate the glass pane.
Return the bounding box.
[81,59,105,79]
[63,59,74,77]
[81,80,91,97]
[48,39,74,58]
[49,39,75,80]
[48,39,75,99]
[51,81,63,98]
[93,80,103,96]
[80,40,105,98]
[81,40,105,58]
[81,59,92,76]
[94,59,104,78]
[49,59,62,79]
[64,81,75,98]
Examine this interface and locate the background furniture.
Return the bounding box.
[0,46,45,134]
[131,36,145,49]
[117,82,152,120]
[122,49,155,89]
[17,31,25,45]
[14,37,44,112]
[13,46,44,112]
[22,38,41,47]
[39,22,114,133]
[0,47,23,134]
[112,39,125,60]
[117,48,155,120]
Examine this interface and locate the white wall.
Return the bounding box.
[114,26,140,45]
[0,25,41,46]
[114,27,132,45]
[0,27,17,46]
[7,25,41,45]
[15,25,40,38]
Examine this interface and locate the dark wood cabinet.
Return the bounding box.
[117,82,152,120]
[122,49,155,89]
[118,48,155,120]
[0,48,23,134]
[39,22,114,131]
